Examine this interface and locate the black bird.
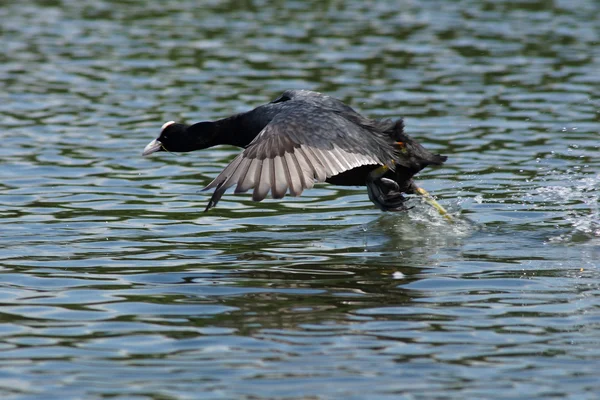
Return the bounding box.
[143,89,449,215]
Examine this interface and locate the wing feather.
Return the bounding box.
[281,153,301,197]
[313,147,338,177]
[272,156,288,199]
[202,101,395,210]
[299,146,327,182]
[254,158,272,201]
[290,150,314,191]
[329,147,352,172]
[204,155,242,191]
[236,158,262,193]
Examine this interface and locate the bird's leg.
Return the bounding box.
[366,164,409,212]
[407,182,453,221]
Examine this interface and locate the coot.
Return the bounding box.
[143,89,448,216]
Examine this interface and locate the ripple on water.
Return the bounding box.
[1,0,600,398]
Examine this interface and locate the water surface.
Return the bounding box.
[1,0,599,398]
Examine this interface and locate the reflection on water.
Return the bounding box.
[1,0,599,398]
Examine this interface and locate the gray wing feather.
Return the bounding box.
[235,158,261,193]
[202,102,394,210]
[280,154,300,197]
[312,147,337,177]
[254,158,271,201]
[272,156,288,199]
[297,146,326,182]
[289,150,313,190]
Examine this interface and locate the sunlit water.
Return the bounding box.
[1,0,599,398]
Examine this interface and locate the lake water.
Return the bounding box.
[1,0,599,398]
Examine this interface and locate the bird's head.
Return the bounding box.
[143,121,218,156]
[142,121,188,156]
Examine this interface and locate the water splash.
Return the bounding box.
[533,173,600,243]
[402,197,475,239]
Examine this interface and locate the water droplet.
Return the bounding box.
[392,271,405,279]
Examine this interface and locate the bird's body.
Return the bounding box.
[143,89,448,213]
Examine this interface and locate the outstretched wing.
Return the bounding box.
[202,102,395,211]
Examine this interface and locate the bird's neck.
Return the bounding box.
[188,113,260,150]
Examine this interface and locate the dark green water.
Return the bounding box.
[1,0,599,398]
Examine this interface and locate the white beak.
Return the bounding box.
[142,139,163,156]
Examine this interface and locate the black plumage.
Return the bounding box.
[143,89,447,212]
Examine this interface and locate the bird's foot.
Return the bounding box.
[366,172,410,212]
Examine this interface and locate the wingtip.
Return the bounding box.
[203,181,228,211]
